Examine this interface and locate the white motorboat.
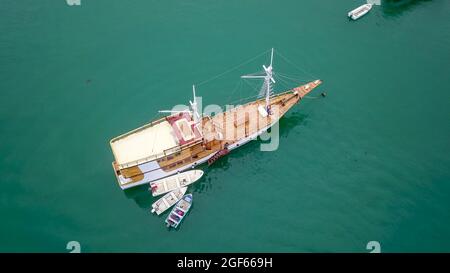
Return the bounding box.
[149,169,203,197]
[151,186,187,215]
[348,4,373,20]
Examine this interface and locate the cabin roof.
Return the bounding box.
[166,112,202,146]
[110,112,204,168]
[110,120,178,166]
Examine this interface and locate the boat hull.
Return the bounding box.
[151,187,187,215]
[348,4,373,20]
[150,170,203,196]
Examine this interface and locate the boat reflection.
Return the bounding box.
[381,0,433,17]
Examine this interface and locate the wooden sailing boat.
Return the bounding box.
[110,49,322,189]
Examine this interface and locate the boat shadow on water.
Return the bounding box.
[381,0,433,17]
[121,112,308,210]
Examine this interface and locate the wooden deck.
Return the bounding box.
[203,80,322,146]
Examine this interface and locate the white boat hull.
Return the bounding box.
[348,4,373,20]
[149,170,203,196]
[151,187,187,215]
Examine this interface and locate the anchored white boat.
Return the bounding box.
[348,4,373,20]
[151,187,187,215]
[149,170,203,197]
[165,194,193,228]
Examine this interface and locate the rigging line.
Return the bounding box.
[276,76,295,86]
[275,73,295,85]
[226,93,260,106]
[277,72,313,82]
[225,79,243,105]
[196,49,271,87]
[277,74,315,86]
[275,74,294,89]
[275,50,318,80]
[277,80,290,91]
[276,75,299,92]
[241,78,261,97]
[277,73,311,84]
[278,71,309,78]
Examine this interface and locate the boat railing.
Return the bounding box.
[118,153,164,169]
[118,139,203,169]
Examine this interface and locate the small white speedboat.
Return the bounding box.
[348,4,373,20]
[151,186,187,215]
[149,170,203,197]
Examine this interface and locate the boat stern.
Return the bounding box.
[111,161,131,189]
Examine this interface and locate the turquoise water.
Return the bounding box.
[1,0,449,252]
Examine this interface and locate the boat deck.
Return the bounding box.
[111,111,204,168]
[110,120,178,166]
[202,80,322,146]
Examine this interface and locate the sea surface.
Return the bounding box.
[1,0,449,252]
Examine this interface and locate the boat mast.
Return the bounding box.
[159,85,201,124]
[190,85,201,124]
[241,48,276,114]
